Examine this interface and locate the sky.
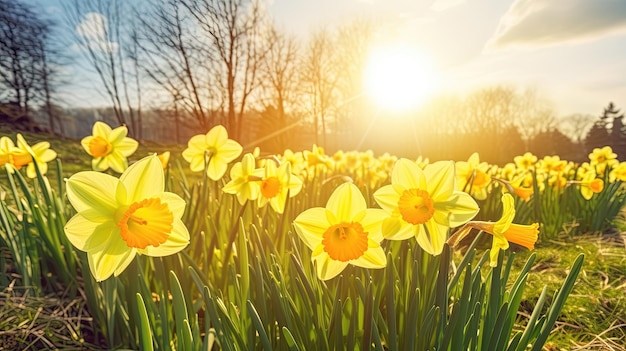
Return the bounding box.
[30,0,626,117]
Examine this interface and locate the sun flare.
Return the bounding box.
[364,45,439,112]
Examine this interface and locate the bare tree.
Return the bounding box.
[254,25,301,149]
[0,1,42,122]
[64,0,142,136]
[180,0,270,139]
[560,113,595,142]
[135,0,218,130]
[299,28,342,147]
[332,18,377,147]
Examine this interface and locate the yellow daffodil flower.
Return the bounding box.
[254,160,302,214]
[568,170,604,200]
[14,134,57,178]
[81,121,139,173]
[281,149,304,175]
[588,146,618,175]
[374,159,479,255]
[455,152,491,200]
[182,125,242,181]
[447,193,539,267]
[513,152,537,170]
[0,136,27,168]
[222,153,261,205]
[293,182,387,280]
[157,151,170,169]
[64,155,190,281]
[303,144,331,175]
[609,162,626,182]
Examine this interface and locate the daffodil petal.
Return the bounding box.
[414,224,434,254]
[206,125,228,146]
[218,140,243,163]
[489,236,509,267]
[293,207,328,250]
[382,217,413,240]
[392,159,426,190]
[270,190,288,214]
[93,121,112,137]
[360,208,387,242]
[313,253,348,281]
[422,220,448,255]
[116,138,139,156]
[327,183,366,222]
[39,149,57,163]
[92,157,109,172]
[206,159,228,181]
[373,184,400,214]
[186,152,205,172]
[434,192,479,227]
[77,208,113,223]
[64,214,109,251]
[160,192,186,218]
[108,149,129,173]
[113,249,138,277]
[26,164,37,179]
[494,193,515,234]
[138,219,189,256]
[424,161,455,201]
[109,125,128,144]
[354,245,387,269]
[66,172,119,214]
[121,155,164,202]
[81,136,93,154]
[87,234,133,282]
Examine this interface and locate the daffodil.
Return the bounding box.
[514,152,537,170]
[0,136,26,168]
[588,146,618,175]
[254,160,302,214]
[81,121,138,173]
[448,193,538,267]
[222,153,261,205]
[14,134,57,178]
[64,155,189,281]
[281,149,305,175]
[568,170,604,200]
[455,152,491,200]
[293,182,387,280]
[609,162,626,182]
[374,159,479,255]
[157,151,170,169]
[303,144,331,175]
[182,125,242,181]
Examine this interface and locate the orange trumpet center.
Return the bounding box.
[322,222,368,262]
[261,176,281,198]
[89,136,112,158]
[398,188,435,225]
[117,198,173,249]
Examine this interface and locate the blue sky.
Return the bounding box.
[29,0,626,117]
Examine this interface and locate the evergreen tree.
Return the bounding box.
[608,104,626,158]
[584,102,615,154]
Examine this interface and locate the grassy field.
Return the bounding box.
[1,124,625,350]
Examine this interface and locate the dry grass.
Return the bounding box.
[0,280,100,350]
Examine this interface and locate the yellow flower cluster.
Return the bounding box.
[0,134,56,178]
[65,120,622,282]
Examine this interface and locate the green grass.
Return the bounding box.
[487,232,625,351]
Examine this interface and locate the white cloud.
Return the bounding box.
[487,0,626,50]
[430,0,465,12]
[76,12,119,53]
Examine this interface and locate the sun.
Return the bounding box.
[363,45,439,112]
